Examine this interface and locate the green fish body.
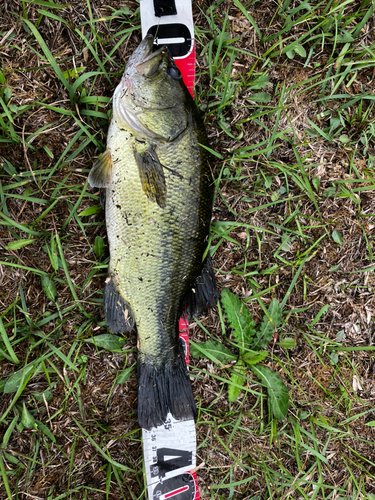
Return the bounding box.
[89,35,217,429]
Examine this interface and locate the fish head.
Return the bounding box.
[113,35,190,141]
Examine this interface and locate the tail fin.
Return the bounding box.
[137,346,196,430]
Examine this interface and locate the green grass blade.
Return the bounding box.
[0,316,19,364]
[22,18,71,93]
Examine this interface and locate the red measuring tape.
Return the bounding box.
[140,1,201,498]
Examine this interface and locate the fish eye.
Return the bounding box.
[167,66,181,79]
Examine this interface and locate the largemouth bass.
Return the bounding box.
[88,35,217,430]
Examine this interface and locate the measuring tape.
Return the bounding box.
[142,418,199,500]
[139,3,200,497]
[140,0,195,97]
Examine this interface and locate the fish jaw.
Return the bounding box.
[122,34,154,81]
[116,35,167,97]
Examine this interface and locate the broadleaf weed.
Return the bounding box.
[192,289,288,420]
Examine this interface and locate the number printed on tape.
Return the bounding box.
[143,413,199,499]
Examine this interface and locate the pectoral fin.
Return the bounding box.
[88,149,113,188]
[134,141,166,208]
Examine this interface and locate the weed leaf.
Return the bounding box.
[339,134,350,144]
[294,43,306,57]
[45,240,59,271]
[243,349,268,365]
[221,289,256,350]
[190,339,236,362]
[228,360,246,402]
[117,363,136,384]
[250,365,288,420]
[279,338,296,349]
[33,389,53,402]
[251,299,281,350]
[6,239,36,251]
[332,230,342,245]
[21,403,36,429]
[83,334,125,351]
[41,276,57,302]
[35,420,56,443]
[312,177,320,191]
[249,92,271,103]
[4,364,37,394]
[336,32,354,43]
[94,236,104,259]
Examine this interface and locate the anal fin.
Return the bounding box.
[186,254,218,317]
[104,275,135,333]
[99,188,106,208]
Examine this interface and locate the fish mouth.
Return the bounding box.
[136,34,154,64]
[113,35,172,138]
[122,34,169,80]
[135,37,169,77]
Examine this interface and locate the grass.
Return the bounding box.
[1,0,375,498]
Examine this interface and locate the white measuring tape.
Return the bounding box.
[140,0,195,97]
[142,414,199,499]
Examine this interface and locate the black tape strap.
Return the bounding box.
[154,0,177,16]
